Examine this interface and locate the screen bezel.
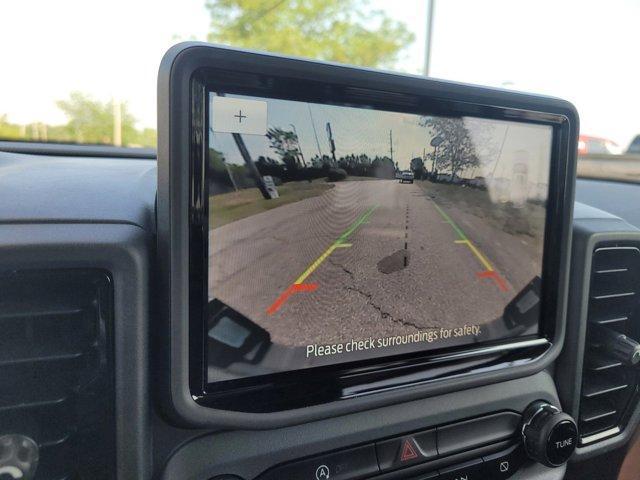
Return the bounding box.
[157,43,577,426]
[191,67,567,410]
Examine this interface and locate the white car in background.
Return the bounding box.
[400,170,414,184]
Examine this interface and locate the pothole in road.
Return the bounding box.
[377,250,409,274]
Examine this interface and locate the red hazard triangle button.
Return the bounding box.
[377,430,436,472]
[399,438,420,462]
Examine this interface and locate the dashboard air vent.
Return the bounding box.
[0,270,115,479]
[579,245,640,445]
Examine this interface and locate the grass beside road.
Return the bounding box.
[210,180,333,229]
[417,180,546,242]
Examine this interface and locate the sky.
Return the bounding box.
[1,0,638,147]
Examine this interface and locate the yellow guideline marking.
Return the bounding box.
[455,239,494,272]
[294,244,347,284]
[430,199,508,292]
[293,206,377,285]
[294,243,355,283]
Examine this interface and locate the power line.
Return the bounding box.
[308,103,322,156]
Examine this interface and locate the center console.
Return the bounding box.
[158,371,573,480]
[248,401,578,480]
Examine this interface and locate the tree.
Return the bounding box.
[206,0,415,69]
[421,117,480,180]
[56,92,154,147]
[266,127,301,171]
[1,93,156,148]
[410,157,425,179]
[256,155,286,179]
[57,92,131,145]
[371,156,395,179]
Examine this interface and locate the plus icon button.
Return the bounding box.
[234,110,247,123]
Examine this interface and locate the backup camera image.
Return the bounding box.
[206,93,552,382]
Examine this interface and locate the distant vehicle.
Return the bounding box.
[400,170,414,184]
[578,135,622,155]
[468,176,486,189]
[395,171,402,179]
[627,135,640,155]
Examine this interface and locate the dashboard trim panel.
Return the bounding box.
[0,222,153,480]
[558,212,640,460]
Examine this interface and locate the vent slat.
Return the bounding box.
[592,316,628,326]
[580,401,618,423]
[586,352,623,372]
[582,376,629,398]
[592,292,635,301]
[39,432,74,449]
[0,347,84,367]
[592,246,640,270]
[580,422,620,441]
[595,268,628,274]
[0,307,83,321]
[0,394,68,412]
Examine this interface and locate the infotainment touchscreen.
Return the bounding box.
[205,93,553,383]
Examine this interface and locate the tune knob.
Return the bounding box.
[521,401,578,467]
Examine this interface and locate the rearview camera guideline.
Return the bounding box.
[206,93,551,381]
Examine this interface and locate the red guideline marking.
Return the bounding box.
[476,270,509,292]
[399,439,419,462]
[266,283,318,315]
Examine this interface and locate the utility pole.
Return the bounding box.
[326,122,337,165]
[424,0,436,77]
[389,130,394,162]
[430,135,444,175]
[224,160,238,192]
[492,125,510,177]
[232,133,271,199]
[113,98,122,146]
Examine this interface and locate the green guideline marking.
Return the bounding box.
[336,205,378,244]
[432,202,468,241]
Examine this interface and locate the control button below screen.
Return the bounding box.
[376,430,437,471]
[439,459,484,480]
[437,412,521,456]
[407,472,440,479]
[256,444,379,480]
[482,444,526,479]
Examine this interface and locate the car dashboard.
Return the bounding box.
[0,144,639,480]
